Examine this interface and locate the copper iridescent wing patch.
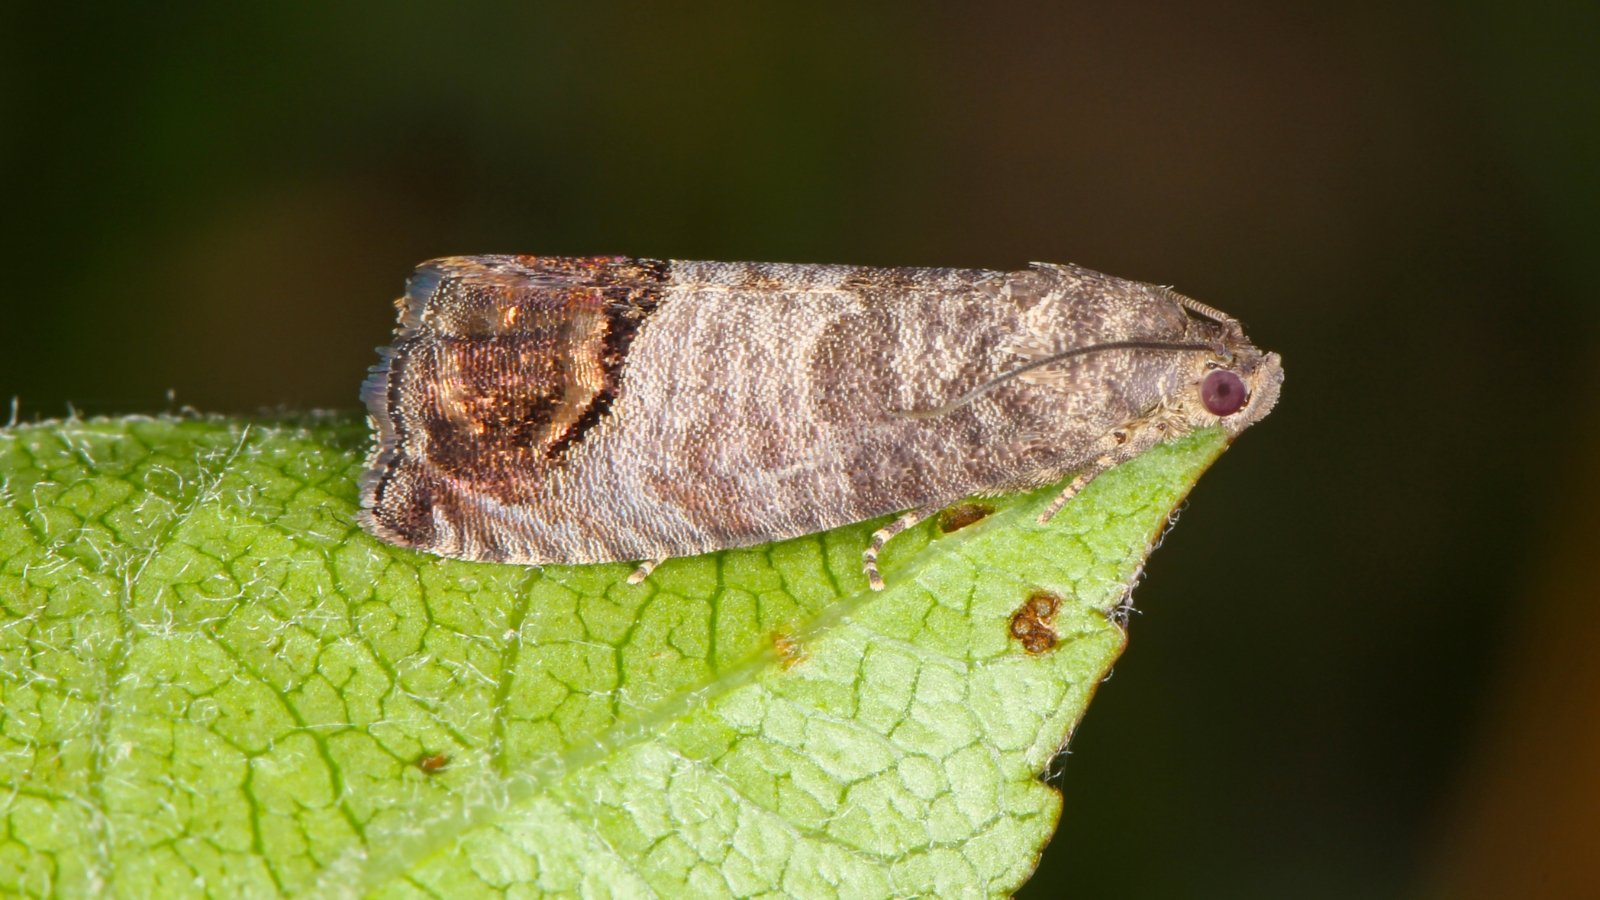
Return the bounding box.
[359,256,666,554]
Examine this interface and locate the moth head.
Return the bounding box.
[1168,297,1283,437]
[1190,348,1282,433]
[892,277,1283,437]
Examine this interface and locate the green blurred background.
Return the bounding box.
[4,2,1597,896]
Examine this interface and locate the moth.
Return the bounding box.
[359,256,1282,589]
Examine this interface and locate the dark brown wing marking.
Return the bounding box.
[361,256,668,540]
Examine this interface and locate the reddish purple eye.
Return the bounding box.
[1201,369,1248,416]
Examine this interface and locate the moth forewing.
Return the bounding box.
[360,256,1283,589]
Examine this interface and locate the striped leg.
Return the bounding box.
[1037,454,1116,524]
[862,507,935,591]
[627,557,664,585]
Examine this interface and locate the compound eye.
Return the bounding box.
[1201,369,1249,416]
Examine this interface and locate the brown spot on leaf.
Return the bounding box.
[772,631,806,669]
[417,752,450,774]
[1009,591,1062,655]
[938,502,995,534]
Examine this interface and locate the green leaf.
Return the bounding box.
[0,415,1228,897]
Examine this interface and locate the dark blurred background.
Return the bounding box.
[4,2,1596,896]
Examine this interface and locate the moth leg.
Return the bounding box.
[1037,454,1119,524]
[863,506,937,591]
[627,558,665,585]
